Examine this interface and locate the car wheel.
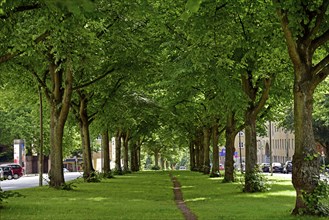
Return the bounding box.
[13,174,19,179]
[7,175,13,180]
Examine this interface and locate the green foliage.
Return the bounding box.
[239,168,271,193]
[302,179,329,216]
[60,181,77,191]
[304,152,321,161]
[84,171,102,183]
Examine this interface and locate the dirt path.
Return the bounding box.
[170,173,198,220]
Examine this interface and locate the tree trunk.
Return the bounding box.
[198,131,204,172]
[292,72,319,214]
[102,129,110,173]
[79,96,94,181]
[210,122,220,177]
[115,130,122,174]
[224,112,238,182]
[189,140,196,171]
[154,150,160,168]
[203,127,211,174]
[243,115,258,192]
[130,142,138,172]
[122,130,130,172]
[273,2,329,214]
[38,85,44,187]
[48,60,73,188]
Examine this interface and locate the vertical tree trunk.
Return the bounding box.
[130,142,138,172]
[102,129,110,174]
[210,122,220,177]
[189,140,196,171]
[78,94,94,181]
[198,131,204,171]
[244,115,258,192]
[154,150,160,168]
[38,85,44,187]
[115,130,122,174]
[122,130,130,172]
[224,112,238,182]
[273,3,329,214]
[49,102,67,187]
[292,75,319,214]
[48,60,73,188]
[203,126,211,174]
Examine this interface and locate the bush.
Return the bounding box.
[238,168,271,193]
[302,178,329,216]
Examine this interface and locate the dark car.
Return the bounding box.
[260,163,270,172]
[272,162,283,173]
[283,161,292,174]
[2,163,24,179]
[0,166,14,180]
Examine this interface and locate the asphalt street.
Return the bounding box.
[0,172,82,191]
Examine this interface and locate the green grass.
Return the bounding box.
[174,171,329,220]
[0,171,182,220]
[1,171,328,219]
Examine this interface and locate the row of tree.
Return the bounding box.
[1,0,329,216]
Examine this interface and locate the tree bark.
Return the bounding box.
[189,140,196,171]
[210,122,220,177]
[203,126,211,174]
[122,130,130,172]
[48,60,73,188]
[102,129,110,173]
[244,114,258,192]
[130,142,138,172]
[224,112,238,182]
[38,85,44,187]
[273,2,329,214]
[115,130,122,174]
[78,93,94,181]
[292,79,319,214]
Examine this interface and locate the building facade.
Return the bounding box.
[233,122,295,166]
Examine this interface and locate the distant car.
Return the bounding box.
[178,166,187,170]
[272,162,283,173]
[2,163,24,179]
[0,166,14,180]
[63,168,70,173]
[260,163,270,172]
[283,161,292,173]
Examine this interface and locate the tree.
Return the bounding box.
[273,0,329,215]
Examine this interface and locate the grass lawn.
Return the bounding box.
[1,171,328,220]
[174,171,329,220]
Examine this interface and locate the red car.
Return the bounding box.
[2,163,24,179]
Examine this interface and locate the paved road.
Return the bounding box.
[0,172,82,191]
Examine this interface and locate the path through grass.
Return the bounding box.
[1,171,329,220]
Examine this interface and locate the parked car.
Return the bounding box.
[0,166,14,180]
[272,162,283,173]
[283,161,292,174]
[2,163,24,179]
[260,163,270,172]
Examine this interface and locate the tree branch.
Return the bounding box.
[0,3,42,19]
[312,29,329,52]
[312,54,329,76]
[72,67,115,90]
[0,30,50,64]
[308,1,329,41]
[273,0,301,66]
